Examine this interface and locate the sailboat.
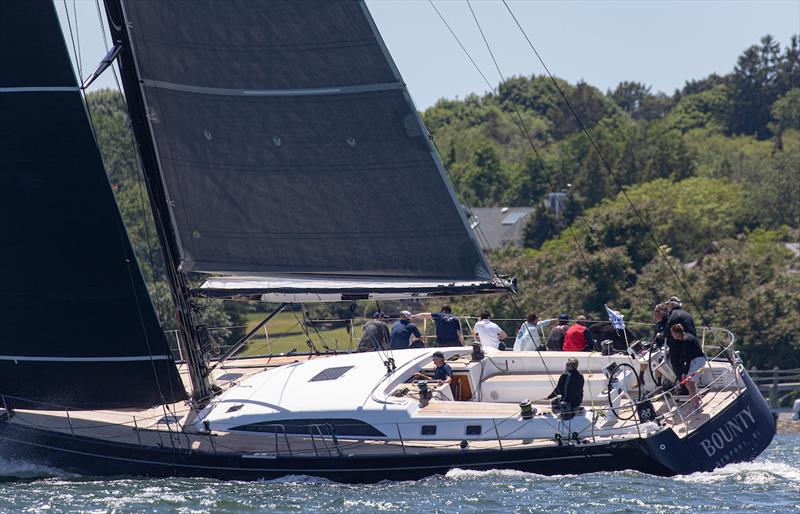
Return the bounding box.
[0,0,774,482]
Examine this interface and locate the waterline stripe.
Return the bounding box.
[0,355,172,362]
[141,79,403,97]
[0,86,79,93]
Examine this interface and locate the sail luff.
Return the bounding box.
[104,0,213,403]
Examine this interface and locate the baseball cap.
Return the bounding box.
[400,310,412,319]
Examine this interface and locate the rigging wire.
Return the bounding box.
[77,0,181,414]
[432,0,633,294]
[92,0,170,329]
[431,0,646,297]
[61,0,82,80]
[500,0,709,326]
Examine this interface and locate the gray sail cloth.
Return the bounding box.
[114,0,493,283]
[0,2,186,409]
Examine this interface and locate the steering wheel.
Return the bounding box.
[606,362,642,421]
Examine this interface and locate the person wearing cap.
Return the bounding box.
[357,311,390,352]
[390,310,423,350]
[413,351,453,385]
[666,296,696,336]
[546,314,569,351]
[472,311,507,349]
[665,296,696,382]
[411,305,464,347]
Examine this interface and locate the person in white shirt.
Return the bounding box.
[473,311,507,349]
[514,312,541,351]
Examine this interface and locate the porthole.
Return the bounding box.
[421,425,437,435]
[465,425,482,436]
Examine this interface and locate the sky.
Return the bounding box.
[58,0,799,109]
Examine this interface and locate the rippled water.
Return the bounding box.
[1,435,798,513]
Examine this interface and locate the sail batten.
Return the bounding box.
[141,79,404,97]
[113,0,497,292]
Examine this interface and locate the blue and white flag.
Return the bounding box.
[605,304,625,330]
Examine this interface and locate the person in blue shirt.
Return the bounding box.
[411,305,463,347]
[414,351,453,385]
[390,310,422,350]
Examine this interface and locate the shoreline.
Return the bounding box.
[776,412,800,434]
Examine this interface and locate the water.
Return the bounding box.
[1,436,798,513]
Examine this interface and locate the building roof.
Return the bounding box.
[468,207,533,249]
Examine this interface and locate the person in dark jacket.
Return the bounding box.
[546,313,569,351]
[411,305,463,347]
[546,357,584,419]
[671,323,706,408]
[653,303,669,345]
[357,311,390,352]
[665,296,696,380]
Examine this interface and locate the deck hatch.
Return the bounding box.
[309,366,355,382]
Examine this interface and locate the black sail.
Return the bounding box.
[108,0,501,296]
[0,2,187,409]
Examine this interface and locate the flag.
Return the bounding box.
[605,304,625,330]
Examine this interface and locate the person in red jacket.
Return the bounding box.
[563,315,594,352]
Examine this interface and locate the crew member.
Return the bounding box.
[411,305,463,347]
[546,313,569,351]
[414,351,453,385]
[672,323,706,409]
[390,310,422,350]
[665,297,696,381]
[546,357,584,419]
[473,311,507,350]
[514,312,541,351]
[563,315,594,352]
[357,311,390,352]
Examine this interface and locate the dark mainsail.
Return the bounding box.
[0,2,187,409]
[107,0,505,298]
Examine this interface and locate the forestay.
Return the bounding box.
[0,2,186,409]
[110,0,505,298]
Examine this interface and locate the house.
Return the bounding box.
[467,207,533,249]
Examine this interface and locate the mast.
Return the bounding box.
[103,1,213,404]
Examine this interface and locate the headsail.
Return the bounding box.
[106,0,509,300]
[0,2,187,409]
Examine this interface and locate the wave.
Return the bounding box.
[444,467,558,481]
[258,473,333,484]
[0,457,72,480]
[674,459,800,485]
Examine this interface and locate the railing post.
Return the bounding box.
[395,423,407,455]
[65,408,75,437]
[492,419,503,450]
[132,416,143,446]
[770,367,780,408]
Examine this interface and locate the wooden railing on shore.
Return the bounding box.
[749,367,800,408]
